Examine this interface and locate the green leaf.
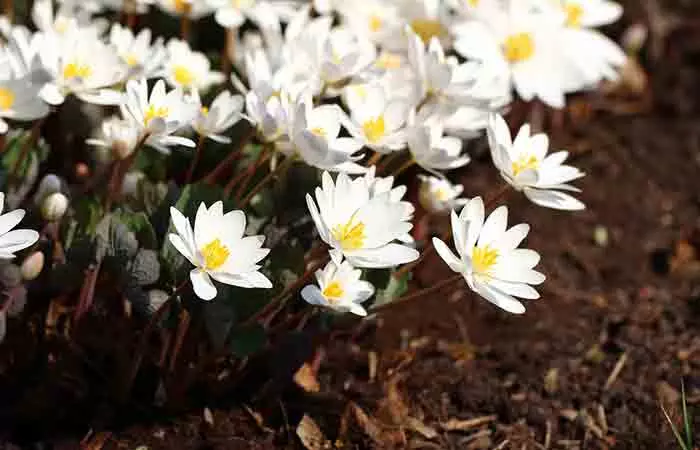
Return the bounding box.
[681,380,694,449]
[370,270,411,309]
[129,249,161,286]
[115,210,158,250]
[73,196,104,237]
[227,324,266,357]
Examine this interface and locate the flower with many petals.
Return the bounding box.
[109,24,166,81]
[169,201,272,300]
[301,260,374,316]
[488,114,585,210]
[417,175,467,214]
[407,118,470,173]
[0,192,40,259]
[86,116,140,159]
[191,90,244,143]
[306,171,418,268]
[433,197,545,314]
[163,39,224,93]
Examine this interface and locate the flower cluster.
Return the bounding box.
[0,0,619,319]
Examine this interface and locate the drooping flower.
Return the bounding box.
[86,116,141,160]
[306,171,419,268]
[0,77,50,134]
[301,259,374,316]
[169,201,272,300]
[487,113,585,210]
[433,197,545,314]
[407,118,470,173]
[0,192,40,259]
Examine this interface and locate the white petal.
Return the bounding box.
[523,188,585,211]
[345,244,419,269]
[433,237,464,273]
[473,281,526,314]
[0,209,26,236]
[190,269,217,300]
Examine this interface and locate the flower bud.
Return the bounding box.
[41,192,69,222]
[21,251,44,281]
[34,174,62,205]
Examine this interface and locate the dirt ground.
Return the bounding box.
[2,1,700,449]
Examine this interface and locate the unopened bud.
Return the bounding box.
[41,192,68,222]
[21,251,44,281]
[622,24,648,56]
[34,174,62,205]
[112,139,135,160]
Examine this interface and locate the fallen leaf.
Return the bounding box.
[406,417,438,439]
[296,415,331,450]
[544,368,559,394]
[294,362,320,393]
[440,415,496,432]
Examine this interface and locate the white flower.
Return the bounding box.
[0,192,40,259]
[41,192,69,222]
[210,0,288,30]
[337,0,401,46]
[94,0,154,14]
[318,27,376,86]
[344,83,409,154]
[0,78,50,134]
[109,24,166,80]
[169,201,272,301]
[192,90,244,143]
[37,28,126,105]
[407,119,470,172]
[86,116,141,159]
[453,4,568,108]
[163,39,224,93]
[487,114,585,210]
[121,78,198,153]
[301,260,374,316]
[306,171,418,268]
[433,197,545,314]
[243,89,288,142]
[155,0,215,18]
[32,0,97,36]
[290,96,366,174]
[418,175,467,214]
[399,0,453,49]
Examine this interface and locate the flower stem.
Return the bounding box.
[366,152,382,167]
[184,134,206,184]
[3,0,13,23]
[168,308,191,373]
[371,273,463,313]
[180,6,192,41]
[376,151,400,173]
[10,118,45,187]
[390,158,416,177]
[201,125,254,184]
[222,28,235,78]
[104,132,149,211]
[238,154,294,208]
[230,143,271,198]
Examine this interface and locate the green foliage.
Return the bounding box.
[661,380,695,450]
[115,210,158,250]
[227,323,267,357]
[367,269,411,310]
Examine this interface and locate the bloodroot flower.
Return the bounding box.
[301,260,375,316]
[169,201,272,300]
[0,192,40,259]
[433,197,545,314]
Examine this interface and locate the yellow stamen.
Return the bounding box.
[472,245,499,276]
[375,53,402,70]
[124,54,139,66]
[143,104,169,126]
[63,61,92,80]
[172,0,189,13]
[0,88,15,111]
[369,14,382,32]
[322,281,344,302]
[503,32,535,63]
[173,65,195,87]
[410,19,446,44]
[511,154,539,176]
[201,238,230,270]
[362,116,386,143]
[468,0,479,6]
[435,188,450,201]
[332,218,366,250]
[565,3,584,28]
[310,127,326,137]
[201,106,210,115]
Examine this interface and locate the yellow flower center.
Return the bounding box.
[173,65,195,87]
[435,188,450,201]
[410,19,446,44]
[124,53,139,66]
[472,245,499,276]
[310,127,327,137]
[63,61,92,80]
[172,0,191,13]
[565,3,584,28]
[511,154,539,176]
[332,218,366,250]
[54,18,69,34]
[143,104,169,126]
[201,106,209,115]
[322,281,344,302]
[362,116,386,143]
[503,33,535,63]
[467,0,479,6]
[201,238,230,270]
[0,88,15,111]
[375,53,402,70]
[369,15,382,32]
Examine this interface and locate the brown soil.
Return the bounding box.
[3,1,700,449]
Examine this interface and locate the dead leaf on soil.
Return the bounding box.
[296,415,331,450]
[544,368,559,394]
[440,415,496,432]
[350,402,405,446]
[405,417,438,440]
[294,362,320,393]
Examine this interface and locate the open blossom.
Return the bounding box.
[433,197,545,314]
[163,39,224,93]
[344,83,409,154]
[109,24,166,80]
[0,77,50,134]
[407,118,470,173]
[169,202,272,300]
[290,96,366,174]
[0,192,40,259]
[155,0,215,19]
[488,114,585,210]
[306,171,418,268]
[418,175,467,214]
[191,90,244,143]
[37,28,126,105]
[301,260,374,316]
[121,78,198,152]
